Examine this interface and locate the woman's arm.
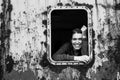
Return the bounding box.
[52,43,74,61]
[81,25,87,38]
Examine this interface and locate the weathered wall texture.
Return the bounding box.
[1,0,120,80]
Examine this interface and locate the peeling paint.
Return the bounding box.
[1,0,120,80]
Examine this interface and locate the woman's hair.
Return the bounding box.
[72,28,82,34]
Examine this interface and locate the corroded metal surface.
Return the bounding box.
[1,0,120,80]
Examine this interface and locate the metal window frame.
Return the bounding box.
[47,6,93,65]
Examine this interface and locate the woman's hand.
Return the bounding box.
[81,25,87,32]
[81,25,87,38]
[74,55,90,63]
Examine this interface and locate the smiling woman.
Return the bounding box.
[52,27,89,62]
[47,6,93,65]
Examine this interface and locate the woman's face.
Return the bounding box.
[71,33,82,50]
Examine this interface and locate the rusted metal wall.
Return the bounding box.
[1,0,120,80]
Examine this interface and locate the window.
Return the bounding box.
[47,6,93,65]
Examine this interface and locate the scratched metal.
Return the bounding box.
[1,0,120,80]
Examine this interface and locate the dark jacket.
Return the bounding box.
[52,39,88,61]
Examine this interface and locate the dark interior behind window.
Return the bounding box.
[51,9,88,59]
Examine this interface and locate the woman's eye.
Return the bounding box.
[78,38,82,40]
[72,38,77,40]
